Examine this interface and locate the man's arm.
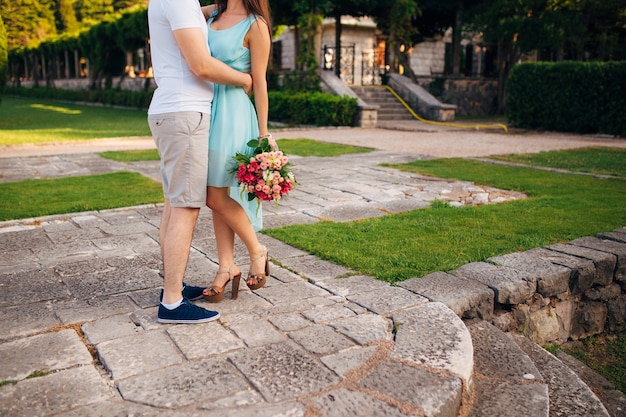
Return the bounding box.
[200,4,217,21]
[174,27,252,94]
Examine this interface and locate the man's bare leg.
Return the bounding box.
[161,203,200,304]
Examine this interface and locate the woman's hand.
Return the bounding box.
[243,73,253,96]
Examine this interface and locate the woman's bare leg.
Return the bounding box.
[209,211,241,288]
[206,187,266,281]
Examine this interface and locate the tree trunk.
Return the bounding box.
[64,50,70,78]
[334,11,342,79]
[397,47,418,83]
[451,1,463,76]
[496,39,506,113]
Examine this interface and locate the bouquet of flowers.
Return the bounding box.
[232,137,296,209]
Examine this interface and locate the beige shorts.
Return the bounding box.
[148,112,210,208]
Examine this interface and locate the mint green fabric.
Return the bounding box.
[207,14,262,231]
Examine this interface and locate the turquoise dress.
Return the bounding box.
[207,12,262,231]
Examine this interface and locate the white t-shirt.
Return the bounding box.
[147,0,214,114]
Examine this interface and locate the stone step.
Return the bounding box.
[555,350,626,417]
[511,333,611,417]
[466,320,550,417]
[351,87,416,122]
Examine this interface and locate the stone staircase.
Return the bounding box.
[399,227,626,417]
[467,320,614,417]
[351,86,416,122]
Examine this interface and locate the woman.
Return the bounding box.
[202,0,273,303]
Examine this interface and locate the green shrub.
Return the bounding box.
[0,16,7,103]
[506,61,626,137]
[6,87,357,126]
[269,91,358,126]
[5,86,153,109]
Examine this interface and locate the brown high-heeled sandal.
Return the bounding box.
[203,266,241,303]
[246,246,269,290]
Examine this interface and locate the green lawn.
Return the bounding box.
[97,138,374,162]
[266,153,626,282]
[488,147,626,178]
[1,127,625,392]
[0,96,150,144]
[0,172,163,221]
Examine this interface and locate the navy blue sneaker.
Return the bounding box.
[159,282,206,302]
[157,299,220,324]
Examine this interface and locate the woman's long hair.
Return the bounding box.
[214,0,272,38]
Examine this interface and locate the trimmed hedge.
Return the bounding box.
[6,86,359,126]
[5,86,153,109]
[269,91,358,126]
[506,61,626,137]
[0,16,7,102]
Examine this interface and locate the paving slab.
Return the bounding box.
[452,262,537,305]
[347,285,429,316]
[468,379,549,417]
[276,255,354,282]
[314,274,391,295]
[55,293,138,324]
[117,357,252,409]
[166,321,244,359]
[81,313,142,344]
[0,366,114,417]
[0,268,71,307]
[301,303,357,323]
[556,350,626,417]
[228,341,340,403]
[0,328,93,381]
[229,319,287,347]
[97,330,183,380]
[288,324,356,354]
[328,313,392,345]
[512,333,610,417]
[310,388,411,417]
[546,243,617,287]
[0,301,62,342]
[467,320,541,381]
[360,360,463,417]
[320,345,379,378]
[0,132,623,416]
[398,271,494,320]
[570,236,626,283]
[528,247,597,294]
[597,229,626,244]
[391,303,473,391]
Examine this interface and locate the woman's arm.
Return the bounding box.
[200,4,217,21]
[247,18,272,144]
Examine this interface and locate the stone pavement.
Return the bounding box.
[0,125,624,416]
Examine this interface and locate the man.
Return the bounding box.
[147,0,252,323]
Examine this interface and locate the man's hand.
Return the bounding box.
[173,28,252,88]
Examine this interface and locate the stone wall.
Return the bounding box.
[18,77,156,92]
[409,40,446,76]
[399,229,626,346]
[487,233,626,345]
[416,76,499,117]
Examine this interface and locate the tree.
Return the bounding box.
[372,0,419,79]
[0,14,8,103]
[322,0,376,77]
[55,0,79,32]
[1,0,58,50]
[112,0,146,11]
[469,0,582,111]
[74,0,114,26]
[271,0,325,75]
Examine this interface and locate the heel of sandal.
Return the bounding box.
[246,247,269,290]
